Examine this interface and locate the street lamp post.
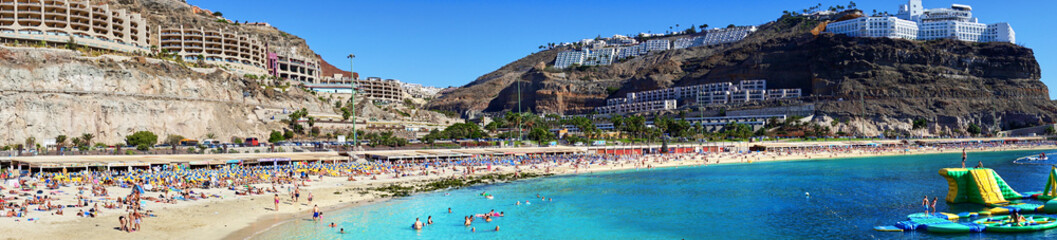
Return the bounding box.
[517,78,523,145]
[347,54,357,150]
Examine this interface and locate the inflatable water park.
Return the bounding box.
[875,166,1057,234]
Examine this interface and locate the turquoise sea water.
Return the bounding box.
[256,150,1057,239]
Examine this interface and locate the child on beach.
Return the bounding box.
[274,194,280,211]
[119,216,128,232]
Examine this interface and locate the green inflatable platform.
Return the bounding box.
[973,215,1057,233]
[939,168,1022,204]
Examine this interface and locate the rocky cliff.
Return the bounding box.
[0,0,347,145]
[427,14,1056,135]
[0,47,331,144]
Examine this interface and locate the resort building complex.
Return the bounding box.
[401,82,443,99]
[158,26,268,75]
[554,26,757,69]
[0,0,150,53]
[595,100,678,115]
[598,80,801,114]
[825,0,1014,43]
[672,26,759,49]
[270,52,320,84]
[307,74,440,103]
[0,0,330,85]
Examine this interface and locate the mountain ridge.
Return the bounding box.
[426,13,1055,136]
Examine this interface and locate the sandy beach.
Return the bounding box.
[1,143,1053,240]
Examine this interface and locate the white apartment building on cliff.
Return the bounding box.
[598,80,801,114]
[554,47,617,69]
[159,26,269,75]
[554,26,757,69]
[825,0,1014,43]
[0,0,150,53]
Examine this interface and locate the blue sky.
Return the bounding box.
[189,0,1057,98]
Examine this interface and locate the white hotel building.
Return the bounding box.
[595,99,677,115]
[700,26,758,46]
[825,0,1014,43]
[556,26,757,69]
[554,47,617,69]
[599,80,802,114]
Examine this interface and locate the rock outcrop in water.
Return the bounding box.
[427,13,1055,136]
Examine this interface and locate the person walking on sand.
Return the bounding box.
[294,187,301,203]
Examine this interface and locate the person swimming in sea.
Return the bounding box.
[464,216,472,226]
[413,218,423,230]
[427,216,433,225]
[329,222,336,228]
[340,228,345,234]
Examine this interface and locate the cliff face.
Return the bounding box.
[0,0,348,145]
[0,48,331,144]
[427,15,1055,135]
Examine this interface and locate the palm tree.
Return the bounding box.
[81,133,94,150]
[24,137,36,153]
[56,135,67,152]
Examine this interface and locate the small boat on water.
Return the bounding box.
[1026,153,1050,161]
[1014,153,1051,164]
